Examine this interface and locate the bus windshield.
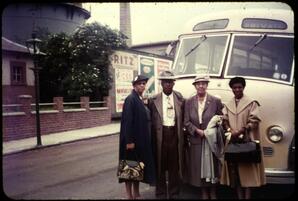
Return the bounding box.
[173,35,229,76]
[226,35,294,84]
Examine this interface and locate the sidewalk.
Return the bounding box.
[3,122,120,155]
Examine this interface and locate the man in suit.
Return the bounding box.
[148,70,185,199]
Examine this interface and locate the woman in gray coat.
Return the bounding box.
[184,74,223,199]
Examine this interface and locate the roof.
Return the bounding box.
[2,37,46,55]
[131,40,174,48]
[113,48,173,61]
[183,8,293,35]
[64,3,91,19]
[2,37,30,53]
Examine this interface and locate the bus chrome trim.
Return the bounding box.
[265,169,295,184]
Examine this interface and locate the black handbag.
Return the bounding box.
[224,141,261,163]
[117,151,145,181]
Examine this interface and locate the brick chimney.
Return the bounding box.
[120,3,132,46]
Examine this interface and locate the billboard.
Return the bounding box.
[139,57,173,96]
[110,50,173,115]
[139,56,155,98]
[156,59,172,93]
[111,51,138,113]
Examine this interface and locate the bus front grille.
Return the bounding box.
[263,146,274,156]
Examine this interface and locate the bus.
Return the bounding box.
[169,8,294,184]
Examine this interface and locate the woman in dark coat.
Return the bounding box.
[118,75,156,199]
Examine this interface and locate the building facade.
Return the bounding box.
[2,3,90,45]
[2,37,35,104]
[2,3,90,104]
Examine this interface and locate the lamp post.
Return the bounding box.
[26,31,42,146]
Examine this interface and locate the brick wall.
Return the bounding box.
[2,85,35,104]
[2,96,111,141]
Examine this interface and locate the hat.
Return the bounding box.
[132,75,149,85]
[192,74,210,85]
[158,70,176,80]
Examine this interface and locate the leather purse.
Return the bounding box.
[224,141,261,163]
[117,152,145,181]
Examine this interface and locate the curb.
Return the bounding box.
[3,132,119,156]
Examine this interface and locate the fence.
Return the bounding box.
[2,95,111,141]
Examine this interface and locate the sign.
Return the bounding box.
[111,51,138,113]
[111,51,138,70]
[156,59,172,76]
[110,50,173,114]
[115,68,134,113]
[156,59,173,93]
[139,57,155,97]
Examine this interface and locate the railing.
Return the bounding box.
[89,101,108,111]
[31,103,57,111]
[2,104,22,113]
[2,96,109,115]
[2,104,24,116]
[3,96,111,141]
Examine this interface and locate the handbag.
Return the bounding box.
[117,151,145,181]
[224,141,261,163]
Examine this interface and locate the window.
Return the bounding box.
[193,19,229,31]
[227,35,294,83]
[173,35,228,76]
[10,61,26,85]
[242,18,287,30]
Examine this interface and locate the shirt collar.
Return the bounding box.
[162,92,173,99]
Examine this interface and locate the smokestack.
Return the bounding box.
[120,3,132,46]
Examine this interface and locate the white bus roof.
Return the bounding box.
[183,8,293,35]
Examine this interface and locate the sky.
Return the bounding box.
[82,2,291,45]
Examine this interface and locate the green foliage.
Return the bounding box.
[39,32,72,102]
[39,22,127,102]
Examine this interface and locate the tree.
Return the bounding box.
[39,32,72,102]
[39,22,127,102]
[67,22,127,100]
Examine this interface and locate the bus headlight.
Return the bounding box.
[267,126,284,143]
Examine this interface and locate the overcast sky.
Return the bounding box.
[82,2,291,45]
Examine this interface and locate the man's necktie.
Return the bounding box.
[166,96,174,118]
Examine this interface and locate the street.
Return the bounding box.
[3,134,294,199]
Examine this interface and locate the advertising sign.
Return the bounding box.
[110,50,173,114]
[139,57,155,98]
[115,68,134,113]
[111,51,138,113]
[111,51,138,70]
[156,59,173,93]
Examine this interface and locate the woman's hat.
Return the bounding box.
[158,70,176,80]
[132,75,149,85]
[192,74,210,85]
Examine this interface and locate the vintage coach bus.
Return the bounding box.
[169,8,294,183]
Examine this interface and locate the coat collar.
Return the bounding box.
[131,89,143,103]
[203,94,212,113]
[194,94,212,113]
[173,92,182,117]
[154,93,163,118]
[225,94,260,114]
[152,91,182,118]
